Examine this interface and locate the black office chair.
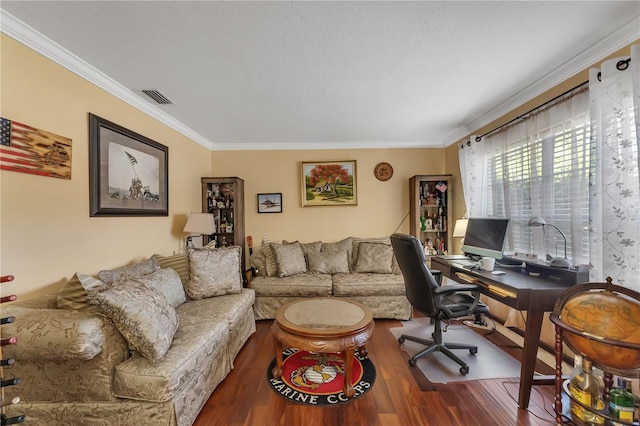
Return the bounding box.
[390,233,489,375]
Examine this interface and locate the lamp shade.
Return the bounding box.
[183,213,216,235]
[453,219,468,238]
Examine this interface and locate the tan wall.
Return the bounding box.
[211,149,445,250]
[0,35,211,299]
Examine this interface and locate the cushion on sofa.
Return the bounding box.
[261,238,282,276]
[187,246,242,299]
[97,257,160,285]
[332,272,406,297]
[354,242,394,274]
[89,280,178,364]
[307,250,350,274]
[249,274,332,297]
[282,240,322,263]
[153,252,189,288]
[132,268,187,308]
[57,273,108,311]
[352,236,400,274]
[273,242,307,277]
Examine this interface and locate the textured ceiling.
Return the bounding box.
[1,1,639,150]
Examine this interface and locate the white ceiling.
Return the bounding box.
[1,1,639,151]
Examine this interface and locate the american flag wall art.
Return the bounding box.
[0,117,72,179]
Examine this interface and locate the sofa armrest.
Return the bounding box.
[1,305,105,361]
[250,250,267,277]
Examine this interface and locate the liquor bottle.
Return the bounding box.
[221,236,227,247]
[1,413,26,425]
[420,214,426,232]
[609,377,636,424]
[0,378,21,388]
[569,355,583,382]
[569,357,604,424]
[227,212,234,233]
[425,211,433,230]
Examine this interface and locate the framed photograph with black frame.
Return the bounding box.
[257,193,282,213]
[89,113,168,216]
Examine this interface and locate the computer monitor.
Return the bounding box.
[461,218,510,260]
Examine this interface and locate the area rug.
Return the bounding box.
[267,348,376,406]
[389,318,522,384]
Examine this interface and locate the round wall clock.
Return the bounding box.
[374,162,393,181]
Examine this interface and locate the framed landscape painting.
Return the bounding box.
[301,160,357,207]
[89,113,168,216]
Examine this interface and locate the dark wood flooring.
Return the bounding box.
[193,314,558,426]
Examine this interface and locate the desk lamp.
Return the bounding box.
[183,213,216,249]
[453,218,468,243]
[527,216,569,268]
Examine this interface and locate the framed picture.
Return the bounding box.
[89,113,168,216]
[257,193,282,213]
[301,160,357,207]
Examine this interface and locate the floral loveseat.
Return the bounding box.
[1,246,255,426]
[249,237,411,320]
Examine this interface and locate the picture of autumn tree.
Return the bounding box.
[302,161,357,206]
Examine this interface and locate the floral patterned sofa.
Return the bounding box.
[249,237,411,320]
[1,246,255,426]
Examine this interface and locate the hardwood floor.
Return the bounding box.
[193,315,558,426]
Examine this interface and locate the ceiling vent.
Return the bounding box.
[141,89,173,105]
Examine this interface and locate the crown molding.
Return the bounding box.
[210,139,439,151]
[0,10,215,150]
[442,19,640,147]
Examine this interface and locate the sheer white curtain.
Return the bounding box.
[458,89,590,266]
[589,44,640,290]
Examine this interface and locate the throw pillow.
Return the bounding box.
[88,280,178,364]
[98,257,160,285]
[153,253,189,288]
[354,242,394,274]
[273,242,307,277]
[307,251,350,274]
[283,240,322,265]
[261,238,282,276]
[352,237,400,274]
[187,246,242,299]
[57,273,108,311]
[321,237,353,271]
[131,268,187,308]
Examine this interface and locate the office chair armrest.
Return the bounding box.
[433,283,480,295]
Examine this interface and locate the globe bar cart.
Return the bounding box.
[550,278,639,425]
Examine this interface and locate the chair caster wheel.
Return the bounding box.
[460,366,469,375]
[398,337,405,344]
[408,359,417,367]
[469,348,477,355]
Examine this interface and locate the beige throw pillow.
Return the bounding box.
[98,257,160,285]
[89,280,178,365]
[307,251,350,274]
[132,268,187,308]
[187,246,243,299]
[261,238,281,276]
[354,242,394,274]
[153,253,189,288]
[273,243,307,277]
[57,273,108,311]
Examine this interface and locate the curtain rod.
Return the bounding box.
[473,80,589,143]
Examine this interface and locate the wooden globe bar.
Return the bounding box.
[549,277,640,425]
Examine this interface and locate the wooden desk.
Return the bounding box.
[431,255,578,409]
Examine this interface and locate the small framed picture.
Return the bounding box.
[257,193,282,213]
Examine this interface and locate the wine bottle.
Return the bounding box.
[609,377,636,424]
[0,316,16,325]
[1,414,26,425]
[0,358,15,367]
[0,295,17,304]
[0,396,20,407]
[0,378,21,388]
[569,358,604,424]
[0,337,17,346]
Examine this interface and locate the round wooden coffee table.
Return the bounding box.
[271,298,375,398]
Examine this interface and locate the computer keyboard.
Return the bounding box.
[453,259,479,267]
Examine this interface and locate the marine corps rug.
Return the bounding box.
[267,348,376,406]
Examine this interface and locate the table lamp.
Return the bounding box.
[453,218,468,243]
[183,213,216,248]
[527,216,569,268]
